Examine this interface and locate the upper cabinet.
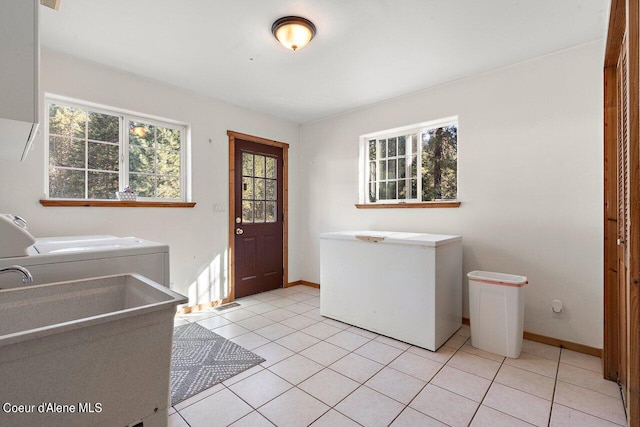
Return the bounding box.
[0,0,40,161]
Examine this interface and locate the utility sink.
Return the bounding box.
[0,274,187,427]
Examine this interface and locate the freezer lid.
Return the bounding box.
[320,231,461,247]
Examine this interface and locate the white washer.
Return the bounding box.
[0,215,169,289]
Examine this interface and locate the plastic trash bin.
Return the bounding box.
[468,271,528,358]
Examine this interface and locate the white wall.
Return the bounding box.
[0,51,302,304]
[299,41,604,348]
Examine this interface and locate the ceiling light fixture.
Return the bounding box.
[271,16,316,51]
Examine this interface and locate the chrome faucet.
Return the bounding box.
[0,265,34,284]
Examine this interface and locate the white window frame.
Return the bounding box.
[359,116,458,204]
[44,94,191,202]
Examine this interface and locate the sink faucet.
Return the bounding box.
[0,265,34,284]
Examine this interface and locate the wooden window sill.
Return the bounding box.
[355,201,461,209]
[39,199,196,208]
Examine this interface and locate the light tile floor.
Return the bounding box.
[169,285,627,427]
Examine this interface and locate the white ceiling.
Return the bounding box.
[39,0,610,124]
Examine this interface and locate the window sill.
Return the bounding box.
[355,201,461,209]
[39,199,196,208]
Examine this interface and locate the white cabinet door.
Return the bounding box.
[0,0,39,160]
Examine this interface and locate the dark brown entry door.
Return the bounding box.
[234,138,284,298]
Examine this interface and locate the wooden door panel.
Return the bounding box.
[234,138,284,299]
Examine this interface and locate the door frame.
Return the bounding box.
[227,130,289,301]
[603,0,640,422]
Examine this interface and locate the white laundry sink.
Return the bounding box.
[0,274,187,427]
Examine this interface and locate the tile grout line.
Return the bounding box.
[463,338,505,426]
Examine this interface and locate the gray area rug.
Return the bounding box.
[171,322,265,406]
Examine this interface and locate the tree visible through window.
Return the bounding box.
[362,118,457,203]
[46,98,186,201]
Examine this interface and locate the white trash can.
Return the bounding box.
[468,271,528,358]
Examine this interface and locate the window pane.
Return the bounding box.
[49,136,85,168]
[388,159,397,179]
[242,153,253,176]
[265,157,276,179]
[255,178,265,200]
[388,181,397,199]
[388,137,397,157]
[411,179,417,199]
[130,173,155,197]
[242,201,254,223]
[88,111,119,142]
[369,139,376,160]
[157,127,181,150]
[49,104,85,138]
[369,161,376,183]
[411,155,417,178]
[129,146,155,173]
[88,171,119,199]
[411,134,418,154]
[266,179,276,200]
[398,180,406,199]
[157,176,180,199]
[254,155,265,178]
[398,158,406,179]
[129,122,155,148]
[421,125,457,200]
[242,176,253,199]
[49,168,85,199]
[369,183,376,203]
[88,142,118,171]
[266,201,277,223]
[378,139,386,159]
[398,136,406,156]
[157,149,180,176]
[379,160,387,180]
[379,182,387,200]
[254,201,265,222]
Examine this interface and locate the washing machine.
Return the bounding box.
[0,214,170,289]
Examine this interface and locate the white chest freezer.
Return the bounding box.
[320,231,462,351]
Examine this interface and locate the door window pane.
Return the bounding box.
[254,155,265,178]
[254,201,265,222]
[266,201,277,223]
[242,201,254,223]
[266,180,276,200]
[242,153,254,176]
[255,178,266,200]
[242,177,254,199]
[265,157,276,179]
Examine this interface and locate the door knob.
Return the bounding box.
[236,228,244,235]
